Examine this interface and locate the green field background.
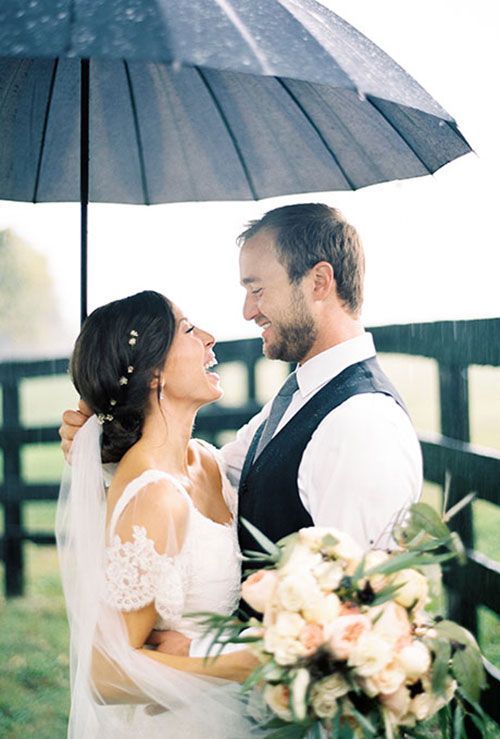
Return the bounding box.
[0,355,498,738]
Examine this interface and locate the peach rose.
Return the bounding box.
[328,613,371,660]
[241,569,278,614]
[299,623,325,655]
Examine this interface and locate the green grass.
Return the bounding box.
[0,546,69,738]
[0,355,498,735]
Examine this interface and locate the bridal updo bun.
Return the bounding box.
[71,290,176,463]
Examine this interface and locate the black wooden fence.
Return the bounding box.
[1,318,499,716]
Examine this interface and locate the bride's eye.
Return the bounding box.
[185,324,195,334]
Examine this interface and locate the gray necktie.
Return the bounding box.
[255,372,299,458]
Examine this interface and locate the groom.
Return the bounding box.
[60,203,422,650]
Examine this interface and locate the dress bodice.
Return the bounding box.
[103,443,242,639]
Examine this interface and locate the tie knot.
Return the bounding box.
[278,372,299,398]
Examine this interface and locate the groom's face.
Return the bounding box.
[239,230,317,363]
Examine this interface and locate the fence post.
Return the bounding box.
[2,370,24,597]
[438,361,477,635]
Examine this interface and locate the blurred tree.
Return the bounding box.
[0,229,69,358]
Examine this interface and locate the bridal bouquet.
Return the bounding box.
[197,502,489,738]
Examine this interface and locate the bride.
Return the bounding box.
[56,290,261,738]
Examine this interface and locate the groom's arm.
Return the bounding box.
[59,399,92,459]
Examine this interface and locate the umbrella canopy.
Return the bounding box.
[0,0,472,317]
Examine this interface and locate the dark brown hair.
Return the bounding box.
[71,291,176,463]
[238,203,365,316]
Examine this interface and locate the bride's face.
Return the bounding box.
[159,304,223,407]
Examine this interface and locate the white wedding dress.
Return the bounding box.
[104,456,242,642]
[56,417,263,739]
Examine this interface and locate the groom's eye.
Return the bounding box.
[252,288,263,297]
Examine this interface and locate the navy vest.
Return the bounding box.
[237,356,407,556]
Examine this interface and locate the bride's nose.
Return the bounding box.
[198,327,216,348]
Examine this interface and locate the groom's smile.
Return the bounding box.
[239,230,318,363]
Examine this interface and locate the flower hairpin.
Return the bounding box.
[97,413,114,425]
[128,329,139,346]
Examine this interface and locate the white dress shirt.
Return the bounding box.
[222,332,422,550]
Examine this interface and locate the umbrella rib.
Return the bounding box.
[276,78,356,190]
[195,67,258,200]
[124,61,150,205]
[364,95,432,174]
[33,58,59,203]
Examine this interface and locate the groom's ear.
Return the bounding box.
[310,261,335,300]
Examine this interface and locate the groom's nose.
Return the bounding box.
[242,292,259,322]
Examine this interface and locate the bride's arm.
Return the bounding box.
[136,645,259,684]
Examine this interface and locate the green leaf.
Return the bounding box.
[310,721,323,739]
[453,703,464,739]
[405,502,450,539]
[431,638,452,695]
[266,722,312,739]
[351,555,367,584]
[438,704,452,739]
[369,582,404,607]
[364,549,455,577]
[433,621,479,649]
[240,517,281,559]
[350,706,377,735]
[451,646,487,703]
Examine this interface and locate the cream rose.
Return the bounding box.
[264,612,308,665]
[281,542,323,574]
[348,633,393,677]
[363,549,391,591]
[299,527,363,563]
[312,560,344,591]
[277,573,322,612]
[304,593,341,627]
[263,683,292,721]
[328,613,371,661]
[371,601,412,648]
[396,641,431,681]
[241,569,278,614]
[379,685,412,721]
[310,674,348,718]
[361,660,406,696]
[393,568,429,610]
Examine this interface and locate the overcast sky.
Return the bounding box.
[0,0,498,345]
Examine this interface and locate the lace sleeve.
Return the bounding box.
[104,525,185,614]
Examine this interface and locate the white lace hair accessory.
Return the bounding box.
[56,416,262,738]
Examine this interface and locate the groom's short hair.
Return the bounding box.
[238,203,365,317]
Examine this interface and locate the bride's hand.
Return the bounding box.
[146,629,191,656]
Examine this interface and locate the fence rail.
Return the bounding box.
[1,317,499,717]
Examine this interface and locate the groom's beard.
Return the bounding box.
[264,288,317,363]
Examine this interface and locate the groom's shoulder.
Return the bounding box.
[315,391,415,439]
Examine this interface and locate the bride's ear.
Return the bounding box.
[150,373,161,391]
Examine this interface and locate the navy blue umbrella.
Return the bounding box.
[0,0,471,321]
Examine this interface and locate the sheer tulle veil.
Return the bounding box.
[56,415,262,738]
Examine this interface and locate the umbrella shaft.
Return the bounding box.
[80,59,89,325]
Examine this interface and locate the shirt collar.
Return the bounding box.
[296,333,376,398]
